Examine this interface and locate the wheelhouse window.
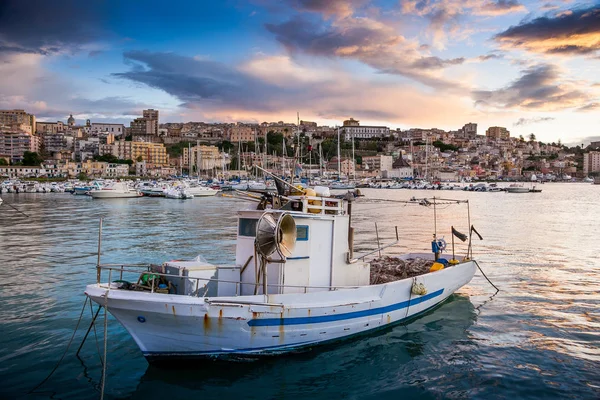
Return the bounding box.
[296,225,309,241]
[238,218,258,237]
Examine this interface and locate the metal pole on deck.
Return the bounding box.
[97,218,103,283]
[375,222,382,258]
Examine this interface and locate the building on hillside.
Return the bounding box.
[106,163,129,177]
[461,123,477,138]
[36,121,66,134]
[43,133,67,153]
[113,141,168,166]
[342,118,390,140]
[362,155,393,173]
[0,131,39,163]
[300,120,317,128]
[0,166,46,178]
[228,125,255,142]
[0,109,36,134]
[327,157,355,177]
[182,145,227,172]
[90,123,125,136]
[583,151,600,174]
[130,109,159,139]
[382,157,413,179]
[343,118,360,127]
[486,126,510,140]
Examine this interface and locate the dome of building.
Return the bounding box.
[67,114,75,126]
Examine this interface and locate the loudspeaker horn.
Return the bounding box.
[255,212,297,258]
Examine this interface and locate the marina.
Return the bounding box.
[1,183,598,398]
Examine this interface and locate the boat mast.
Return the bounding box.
[188,142,192,176]
[319,143,323,178]
[297,112,302,179]
[196,139,200,179]
[351,129,355,180]
[337,126,341,180]
[424,135,429,180]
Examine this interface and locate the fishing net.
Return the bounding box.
[369,256,434,284]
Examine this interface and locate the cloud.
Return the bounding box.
[472,64,591,111]
[474,53,504,62]
[576,102,599,112]
[513,116,555,126]
[111,50,474,126]
[400,0,527,47]
[265,15,465,90]
[0,0,110,55]
[477,0,526,16]
[284,0,369,19]
[494,5,600,56]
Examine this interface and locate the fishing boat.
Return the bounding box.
[85,173,480,362]
[89,182,142,199]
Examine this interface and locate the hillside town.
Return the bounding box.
[1,108,599,181]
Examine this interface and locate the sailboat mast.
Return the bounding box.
[196,139,200,179]
[337,126,341,180]
[425,135,429,180]
[188,142,192,176]
[351,130,355,180]
[319,143,323,177]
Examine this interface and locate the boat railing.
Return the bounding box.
[95,263,362,296]
[288,195,344,215]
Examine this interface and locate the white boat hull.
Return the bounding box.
[90,191,141,198]
[505,187,529,193]
[86,261,475,361]
[187,187,218,197]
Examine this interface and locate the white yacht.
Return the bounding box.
[89,182,141,199]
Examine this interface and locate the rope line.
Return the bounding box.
[100,293,109,400]
[474,260,500,292]
[29,296,89,393]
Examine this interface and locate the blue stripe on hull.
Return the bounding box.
[247,288,445,327]
[142,291,450,359]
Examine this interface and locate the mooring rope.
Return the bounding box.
[29,296,89,393]
[474,260,500,292]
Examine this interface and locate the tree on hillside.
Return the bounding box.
[22,151,44,166]
[528,133,536,142]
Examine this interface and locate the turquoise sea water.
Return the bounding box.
[0,184,598,399]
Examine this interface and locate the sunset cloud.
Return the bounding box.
[473,64,591,111]
[266,15,466,90]
[112,50,473,126]
[495,6,600,56]
[400,0,527,47]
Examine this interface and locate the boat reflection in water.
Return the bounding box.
[131,294,476,400]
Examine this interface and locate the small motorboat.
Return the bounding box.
[164,186,194,199]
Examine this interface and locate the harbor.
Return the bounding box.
[1,182,598,398]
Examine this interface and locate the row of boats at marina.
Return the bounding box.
[4,174,599,198]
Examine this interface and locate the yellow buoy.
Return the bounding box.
[430,262,445,272]
[303,188,321,213]
[448,259,459,265]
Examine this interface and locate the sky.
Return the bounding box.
[0,0,599,144]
